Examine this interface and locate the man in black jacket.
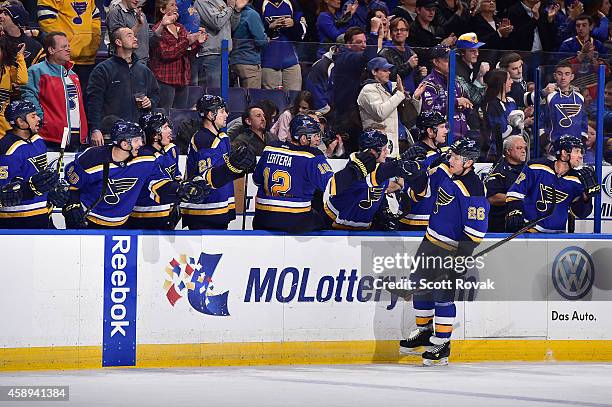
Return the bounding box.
[407,0,457,49]
[504,0,558,52]
[86,27,159,147]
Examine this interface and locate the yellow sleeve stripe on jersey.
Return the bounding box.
[565,175,582,184]
[150,179,171,204]
[6,140,25,155]
[529,163,555,175]
[127,156,156,166]
[465,231,484,243]
[453,180,470,197]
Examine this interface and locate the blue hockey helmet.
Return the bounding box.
[449,137,480,162]
[197,94,227,119]
[359,129,388,153]
[139,112,170,143]
[553,134,584,157]
[289,114,321,143]
[111,120,145,144]
[5,100,37,127]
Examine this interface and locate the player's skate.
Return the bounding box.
[422,336,450,366]
[399,327,433,355]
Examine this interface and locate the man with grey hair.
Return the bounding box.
[484,135,527,232]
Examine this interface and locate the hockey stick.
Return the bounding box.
[387,189,559,301]
[242,173,248,230]
[82,160,110,222]
[473,188,558,258]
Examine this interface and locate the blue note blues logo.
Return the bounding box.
[602,171,612,199]
[552,246,594,300]
[164,252,230,316]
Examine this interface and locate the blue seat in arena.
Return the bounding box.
[287,90,300,106]
[206,87,248,114]
[185,86,205,109]
[168,108,200,132]
[248,88,288,112]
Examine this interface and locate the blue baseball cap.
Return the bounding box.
[456,32,485,49]
[367,57,394,72]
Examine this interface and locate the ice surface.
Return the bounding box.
[1,363,611,407]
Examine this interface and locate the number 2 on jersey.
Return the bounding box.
[263,167,291,196]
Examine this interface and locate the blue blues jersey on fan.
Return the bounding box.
[324,163,391,230]
[506,158,591,233]
[256,0,306,69]
[130,143,181,221]
[0,132,49,222]
[485,96,521,158]
[540,89,588,142]
[181,128,237,229]
[65,145,176,227]
[399,143,448,230]
[410,163,489,252]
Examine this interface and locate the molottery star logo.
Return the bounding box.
[552,246,594,300]
[164,252,230,316]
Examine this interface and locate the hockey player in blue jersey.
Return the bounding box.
[125,112,182,229]
[253,114,378,233]
[323,129,421,230]
[399,138,489,366]
[62,120,209,229]
[535,62,588,148]
[181,95,256,230]
[398,111,449,231]
[0,100,62,228]
[505,135,600,233]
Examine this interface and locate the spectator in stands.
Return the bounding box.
[304,44,335,114]
[420,45,472,139]
[0,1,44,67]
[605,136,612,164]
[392,0,417,24]
[230,0,268,89]
[107,0,150,65]
[316,0,358,56]
[23,32,87,151]
[232,105,269,154]
[584,0,610,43]
[584,118,596,165]
[505,0,558,52]
[435,0,471,38]
[485,134,527,232]
[455,33,488,135]
[357,57,423,157]
[87,27,159,146]
[499,52,528,108]
[258,0,306,91]
[0,36,26,137]
[150,0,208,109]
[379,17,425,95]
[468,0,513,53]
[559,14,608,56]
[483,69,524,161]
[271,90,313,141]
[227,98,278,138]
[37,0,101,94]
[331,24,378,152]
[194,0,247,88]
[341,0,389,30]
[406,0,457,49]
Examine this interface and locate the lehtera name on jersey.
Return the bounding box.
[266,152,293,167]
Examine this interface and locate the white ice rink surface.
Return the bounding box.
[1,363,612,407]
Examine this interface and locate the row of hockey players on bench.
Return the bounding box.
[0,94,602,365]
[0,93,601,233]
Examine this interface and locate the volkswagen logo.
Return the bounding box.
[603,171,612,199]
[552,247,594,300]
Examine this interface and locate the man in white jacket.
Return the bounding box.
[357,57,421,158]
